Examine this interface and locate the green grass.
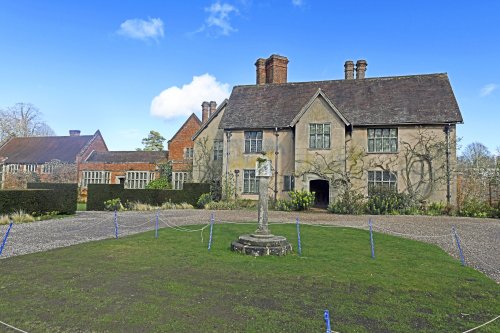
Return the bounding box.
[0,223,498,332]
[77,202,87,211]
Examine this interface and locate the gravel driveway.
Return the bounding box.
[1,210,499,282]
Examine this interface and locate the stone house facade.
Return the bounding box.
[193,55,463,206]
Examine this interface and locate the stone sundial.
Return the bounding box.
[231,157,292,256]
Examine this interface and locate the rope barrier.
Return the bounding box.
[67,216,114,233]
[372,225,452,238]
[118,218,153,228]
[459,239,500,274]
[461,314,500,333]
[0,320,29,333]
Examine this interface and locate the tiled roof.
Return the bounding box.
[85,151,167,163]
[0,135,95,164]
[219,73,463,129]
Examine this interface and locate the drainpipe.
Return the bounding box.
[274,127,279,203]
[225,131,232,201]
[444,124,451,205]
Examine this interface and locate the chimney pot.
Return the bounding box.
[69,130,80,136]
[255,58,266,85]
[355,60,368,79]
[265,54,289,84]
[344,60,354,80]
[209,101,217,117]
[201,101,210,124]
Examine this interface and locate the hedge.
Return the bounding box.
[0,183,78,215]
[87,183,211,211]
[27,183,78,214]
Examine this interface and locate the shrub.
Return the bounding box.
[288,190,315,211]
[145,177,172,190]
[161,201,193,210]
[274,199,292,211]
[328,190,366,215]
[10,210,35,224]
[458,198,491,218]
[87,183,210,210]
[197,193,213,209]
[0,215,10,225]
[366,188,418,215]
[27,183,78,214]
[104,198,123,211]
[204,200,238,210]
[126,201,157,211]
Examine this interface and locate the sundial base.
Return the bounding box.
[231,234,292,256]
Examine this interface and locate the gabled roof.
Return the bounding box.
[0,133,99,164]
[219,73,463,129]
[168,113,202,143]
[85,151,168,163]
[192,99,228,140]
[290,89,350,126]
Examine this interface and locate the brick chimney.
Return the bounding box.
[255,58,266,85]
[344,60,354,80]
[209,101,217,117]
[355,60,368,79]
[69,130,80,136]
[265,54,289,84]
[201,101,209,124]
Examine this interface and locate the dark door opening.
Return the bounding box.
[310,179,329,208]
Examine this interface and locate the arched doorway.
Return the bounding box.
[310,179,329,208]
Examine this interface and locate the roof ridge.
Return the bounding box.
[233,73,449,88]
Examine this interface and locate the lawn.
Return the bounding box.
[0,223,498,332]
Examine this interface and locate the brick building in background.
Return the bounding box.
[167,112,203,189]
[79,151,168,192]
[0,130,107,189]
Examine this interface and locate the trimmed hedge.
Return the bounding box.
[27,183,78,214]
[0,183,78,215]
[87,183,211,211]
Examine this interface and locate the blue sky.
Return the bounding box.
[0,0,498,154]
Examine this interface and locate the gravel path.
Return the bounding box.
[1,210,499,282]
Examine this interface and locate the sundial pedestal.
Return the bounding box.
[231,159,292,256]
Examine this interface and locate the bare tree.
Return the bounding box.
[297,146,366,195]
[0,103,55,144]
[194,137,223,199]
[370,128,450,202]
[44,160,78,183]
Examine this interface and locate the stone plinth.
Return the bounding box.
[231,234,292,256]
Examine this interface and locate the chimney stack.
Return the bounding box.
[209,101,217,117]
[201,101,209,124]
[255,58,266,85]
[265,54,289,84]
[355,60,368,79]
[69,130,80,136]
[344,60,354,80]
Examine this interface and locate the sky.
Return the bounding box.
[0,0,499,154]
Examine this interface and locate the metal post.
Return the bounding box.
[324,310,332,333]
[274,127,279,203]
[114,210,119,239]
[155,210,159,239]
[296,217,302,256]
[0,222,13,256]
[369,219,375,259]
[208,213,214,251]
[452,225,465,266]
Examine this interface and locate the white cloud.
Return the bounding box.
[480,83,498,97]
[199,2,239,36]
[118,18,164,41]
[150,74,230,119]
[292,0,304,6]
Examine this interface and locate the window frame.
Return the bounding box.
[126,171,152,189]
[173,172,189,190]
[213,140,223,161]
[367,170,397,195]
[367,128,398,153]
[81,171,111,188]
[283,175,295,191]
[243,169,259,194]
[244,131,263,154]
[184,147,194,159]
[309,123,331,150]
